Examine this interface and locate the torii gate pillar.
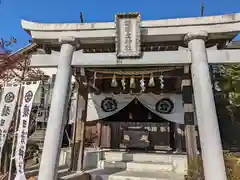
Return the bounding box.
[185,31,227,180]
[38,37,77,180]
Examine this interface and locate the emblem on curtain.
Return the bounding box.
[101,97,118,112]
[155,98,174,114]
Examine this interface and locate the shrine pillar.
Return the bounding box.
[185,31,227,180]
[38,37,77,180]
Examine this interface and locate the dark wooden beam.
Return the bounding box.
[182,65,198,160]
[70,68,89,171]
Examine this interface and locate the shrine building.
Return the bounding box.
[21,13,240,180]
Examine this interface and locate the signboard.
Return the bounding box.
[35,108,47,122]
[14,82,40,180]
[115,12,141,58]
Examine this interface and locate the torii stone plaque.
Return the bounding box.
[115,12,141,58]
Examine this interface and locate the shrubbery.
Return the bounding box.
[185,153,240,180]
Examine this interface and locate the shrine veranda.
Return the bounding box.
[15,12,240,180]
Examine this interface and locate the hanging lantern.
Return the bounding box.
[121,77,126,90]
[140,77,146,92]
[159,73,164,89]
[130,76,136,89]
[111,74,118,87]
[148,73,155,87]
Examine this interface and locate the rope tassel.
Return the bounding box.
[148,73,155,87]
[111,74,118,87]
[130,76,136,89]
[121,77,126,90]
[159,74,164,89]
[140,77,146,92]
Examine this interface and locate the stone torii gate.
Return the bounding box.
[22,13,240,180]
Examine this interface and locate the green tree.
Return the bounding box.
[220,65,240,108]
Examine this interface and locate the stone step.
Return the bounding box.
[90,169,185,180]
[101,151,188,174]
[28,130,46,142]
[29,134,45,138]
[103,151,186,163]
[98,160,173,172]
[28,138,45,142]
[29,130,46,136]
[30,168,73,179]
[25,164,68,178]
[102,151,173,163]
[59,172,90,180]
[89,168,125,180]
[25,164,40,171]
[127,162,173,172]
[30,134,45,137]
[109,171,185,180]
[98,160,126,169]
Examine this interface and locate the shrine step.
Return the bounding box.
[89,169,185,180]
[101,151,188,174]
[28,129,46,147]
[24,164,69,178]
[98,160,173,172]
[108,171,185,180]
[58,172,88,180]
[102,151,183,163]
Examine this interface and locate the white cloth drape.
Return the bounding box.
[86,93,184,124]
[137,93,184,124]
[87,93,135,121]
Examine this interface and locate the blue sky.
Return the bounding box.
[0,0,240,52]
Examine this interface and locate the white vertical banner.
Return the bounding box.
[0,85,20,161]
[14,82,40,180]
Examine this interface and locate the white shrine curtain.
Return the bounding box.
[137,93,184,124]
[85,93,184,124]
[87,93,135,122]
